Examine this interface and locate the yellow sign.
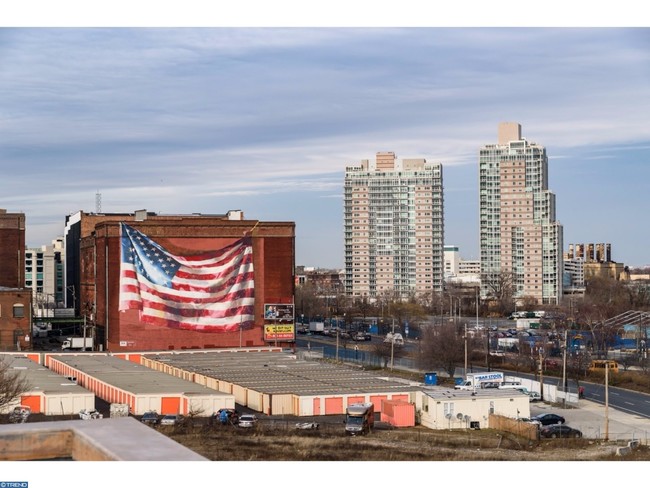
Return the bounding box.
[264,324,295,341]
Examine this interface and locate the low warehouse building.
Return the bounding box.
[416,387,531,430]
[140,349,423,416]
[0,354,95,415]
[44,353,234,416]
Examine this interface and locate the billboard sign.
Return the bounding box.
[264,303,294,320]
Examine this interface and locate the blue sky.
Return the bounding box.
[1,26,649,269]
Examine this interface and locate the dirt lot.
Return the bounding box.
[157,417,650,461]
[2,411,647,462]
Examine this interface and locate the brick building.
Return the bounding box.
[0,288,32,351]
[77,210,295,352]
[0,209,25,289]
[0,209,31,351]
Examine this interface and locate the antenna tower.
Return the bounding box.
[95,191,102,213]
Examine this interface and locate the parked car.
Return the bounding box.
[528,391,542,402]
[353,332,371,341]
[540,424,582,438]
[160,414,184,426]
[295,421,319,430]
[529,413,565,426]
[238,414,258,428]
[141,411,160,425]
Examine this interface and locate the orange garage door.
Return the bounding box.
[324,397,343,415]
[161,397,181,415]
[21,395,41,414]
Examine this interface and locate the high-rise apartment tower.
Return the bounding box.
[479,123,563,304]
[344,152,444,300]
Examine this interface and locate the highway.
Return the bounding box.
[583,382,650,419]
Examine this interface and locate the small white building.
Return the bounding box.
[416,387,530,430]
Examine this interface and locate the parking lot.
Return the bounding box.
[530,400,649,441]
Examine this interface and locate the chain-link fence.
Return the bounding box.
[296,345,420,371]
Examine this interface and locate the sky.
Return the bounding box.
[1,9,650,276]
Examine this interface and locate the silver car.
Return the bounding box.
[160,414,183,426]
[238,414,258,428]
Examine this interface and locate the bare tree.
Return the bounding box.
[417,323,465,378]
[483,270,515,316]
[295,282,325,321]
[0,358,31,410]
[371,340,406,369]
[350,297,374,322]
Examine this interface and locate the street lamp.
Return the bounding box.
[562,329,568,408]
[66,285,76,312]
[605,361,610,441]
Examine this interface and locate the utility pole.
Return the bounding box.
[486,329,490,371]
[539,347,544,402]
[475,287,479,331]
[336,316,340,362]
[464,323,468,377]
[390,318,395,371]
[605,361,610,441]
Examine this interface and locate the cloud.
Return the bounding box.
[1,27,649,266]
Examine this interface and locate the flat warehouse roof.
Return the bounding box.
[143,350,422,396]
[422,387,530,400]
[48,354,231,397]
[1,354,92,396]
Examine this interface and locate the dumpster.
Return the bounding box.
[424,372,438,385]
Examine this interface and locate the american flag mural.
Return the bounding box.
[118,222,254,332]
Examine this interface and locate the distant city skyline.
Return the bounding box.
[1,28,649,270]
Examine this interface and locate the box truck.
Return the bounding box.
[454,371,505,390]
[309,321,325,334]
[61,337,94,351]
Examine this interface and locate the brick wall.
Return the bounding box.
[82,218,295,352]
[0,289,32,351]
[0,212,25,288]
